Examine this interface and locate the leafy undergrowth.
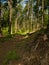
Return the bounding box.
[0,29,49,65]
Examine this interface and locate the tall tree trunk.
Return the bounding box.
[28,0,30,32]
[42,0,44,28]
[30,0,33,32]
[0,1,2,37]
[15,18,17,33]
[47,6,49,30]
[36,0,39,30]
[8,0,12,34]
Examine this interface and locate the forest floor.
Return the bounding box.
[0,29,49,65]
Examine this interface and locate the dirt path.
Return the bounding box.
[0,33,49,65]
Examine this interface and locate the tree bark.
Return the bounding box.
[42,0,44,28]
[8,0,12,34]
[36,0,39,29]
[47,6,49,30]
[28,0,30,32]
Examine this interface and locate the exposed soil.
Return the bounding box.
[0,30,49,65]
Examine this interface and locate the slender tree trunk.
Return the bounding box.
[42,0,44,28]
[8,0,12,34]
[15,18,17,33]
[28,0,31,32]
[15,13,21,33]
[30,14,32,31]
[15,17,19,33]
[30,0,33,32]
[47,6,49,30]
[36,0,39,30]
[0,1,2,37]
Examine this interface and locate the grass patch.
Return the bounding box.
[17,30,29,35]
[3,50,21,65]
[2,27,9,36]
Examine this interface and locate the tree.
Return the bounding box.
[8,0,12,34]
[25,0,33,32]
[14,4,22,33]
[8,0,23,34]
[0,1,2,37]
[36,0,39,29]
[42,0,44,28]
[2,3,9,27]
[45,0,49,30]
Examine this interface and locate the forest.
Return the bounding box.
[0,0,49,65]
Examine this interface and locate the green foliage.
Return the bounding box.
[6,50,20,60]
[45,0,49,9]
[3,50,21,65]
[2,27,9,36]
[2,8,9,27]
[12,0,17,7]
[44,14,48,26]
